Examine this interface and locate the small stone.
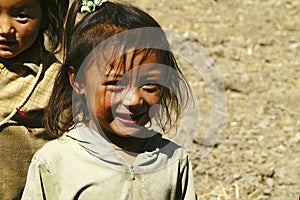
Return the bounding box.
[260,168,275,178]
[263,189,272,195]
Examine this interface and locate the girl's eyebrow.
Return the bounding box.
[142,72,158,77]
[10,5,30,13]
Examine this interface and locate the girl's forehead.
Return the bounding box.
[103,49,160,76]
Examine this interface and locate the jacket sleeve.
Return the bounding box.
[21,156,56,200]
[175,156,197,200]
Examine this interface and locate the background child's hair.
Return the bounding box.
[39,0,69,53]
[45,0,191,137]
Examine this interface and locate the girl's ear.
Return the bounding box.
[68,66,85,95]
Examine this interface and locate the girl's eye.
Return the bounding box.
[15,13,30,20]
[105,81,118,86]
[142,83,160,93]
[105,80,127,86]
[104,80,126,92]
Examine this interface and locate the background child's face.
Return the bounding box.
[0,0,42,59]
[84,50,165,138]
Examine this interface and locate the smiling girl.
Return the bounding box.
[22,1,197,199]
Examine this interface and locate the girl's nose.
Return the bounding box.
[122,88,143,107]
[0,16,15,34]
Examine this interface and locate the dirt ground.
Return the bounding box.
[131,0,300,199]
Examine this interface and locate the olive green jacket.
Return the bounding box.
[22,124,197,199]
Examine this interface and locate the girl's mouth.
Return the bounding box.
[115,112,147,125]
[0,41,17,49]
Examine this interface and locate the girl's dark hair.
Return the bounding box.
[45,0,190,137]
[39,0,69,53]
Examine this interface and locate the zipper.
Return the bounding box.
[130,164,135,180]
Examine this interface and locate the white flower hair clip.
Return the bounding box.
[80,0,108,13]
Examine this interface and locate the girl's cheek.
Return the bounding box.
[145,93,161,105]
[111,91,125,104]
[19,26,39,40]
[102,92,115,107]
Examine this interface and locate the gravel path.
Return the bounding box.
[132,0,300,199]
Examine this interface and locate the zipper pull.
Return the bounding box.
[16,108,26,118]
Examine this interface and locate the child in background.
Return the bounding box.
[22,0,197,199]
[0,0,68,199]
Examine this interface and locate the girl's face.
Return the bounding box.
[81,50,165,138]
[0,0,42,59]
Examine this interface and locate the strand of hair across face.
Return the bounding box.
[0,64,43,127]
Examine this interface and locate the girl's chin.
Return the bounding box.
[114,122,142,137]
[0,51,15,59]
[89,117,150,138]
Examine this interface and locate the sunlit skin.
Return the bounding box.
[0,0,42,61]
[69,50,166,154]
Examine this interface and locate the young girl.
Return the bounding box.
[0,0,68,199]
[22,1,197,199]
